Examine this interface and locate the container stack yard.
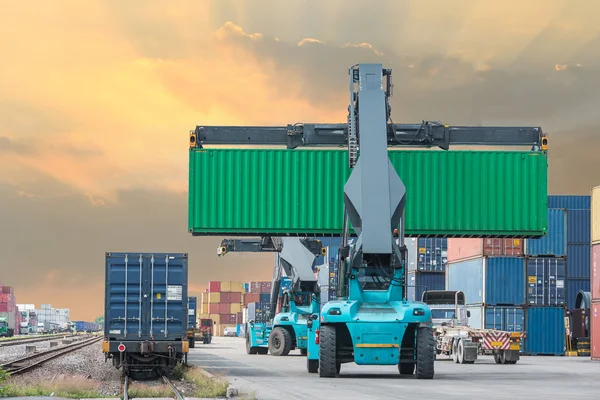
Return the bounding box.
[446,238,527,337]
[198,280,272,336]
[0,284,18,336]
[591,187,600,361]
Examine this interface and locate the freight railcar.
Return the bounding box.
[102,252,189,377]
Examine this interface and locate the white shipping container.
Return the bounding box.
[0,311,16,331]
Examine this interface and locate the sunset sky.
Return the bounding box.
[1,0,600,320]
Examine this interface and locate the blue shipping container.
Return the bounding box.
[407,271,445,302]
[405,237,448,273]
[104,252,189,340]
[447,257,526,305]
[244,283,249,293]
[548,195,590,210]
[523,306,566,355]
[526,209,567,256]
[259,293,271,303]
[567,244,591,279]
[526,257,566,306]
[187,297,197,329]
[566,209,591,244]
[566,279,590,311]
[484,306,525,332]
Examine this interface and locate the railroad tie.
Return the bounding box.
[25,346,36,354]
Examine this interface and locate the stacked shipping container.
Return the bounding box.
[198,280,272,336]
[591,187,600,360]
[405,238,447,302]
[0,285,17,336]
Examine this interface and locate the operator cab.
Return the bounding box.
[422,290,470,327]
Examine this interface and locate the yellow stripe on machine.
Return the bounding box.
[355,344,399,348]
[490,341,503,347]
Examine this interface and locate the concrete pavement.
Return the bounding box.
[188,336,600,400]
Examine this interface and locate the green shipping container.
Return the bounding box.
[188,148,548,237]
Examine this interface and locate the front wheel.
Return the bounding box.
[269,327,293,356]
[319,325,337,378]
[415,327,435,379]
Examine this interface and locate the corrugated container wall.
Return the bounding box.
[526,257,566,306]
[567,244,591,279]
[566,279,590,311]
[208,281,220,292]
[187,297,197,329]
[525,208,567,256]
[406,272,445,302]
[548,195,591,210]
[592,301,600,360]
[446,257,525,305]
[566,209,591,244]
[592,186,600,244]
[592,244,600,300]
[104,252,189,340]
[523,306,566,356]
[188,149,548,237]
[448,238,524,263]
[464,305,524,332]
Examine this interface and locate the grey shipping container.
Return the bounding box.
[526,257,566,306]
[247,302,271,324]
[104,252,189,340]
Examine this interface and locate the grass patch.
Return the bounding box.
[182,366,229,398]
[0,375,102,398]
[127,381,174,398]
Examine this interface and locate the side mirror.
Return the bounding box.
[467,311,471,318]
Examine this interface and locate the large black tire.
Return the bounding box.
[307,358,318,373]
[415,327,435,379]
[319,325,337,378]
[300,348,307,356]
[269,327,293,356]
[246,334,258,355]
[398,362,415,375]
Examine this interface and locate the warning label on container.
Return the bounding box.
[167,285,182,301]
[528,276,536,284]
[556,279,564,288]
[188,309,194,316]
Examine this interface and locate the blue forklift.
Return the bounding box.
[218,237,326,356]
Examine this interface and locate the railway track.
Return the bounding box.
[0,336,102,375]
[122,373,184,400]
[0,334,80,347]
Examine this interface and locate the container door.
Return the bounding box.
[547,259,566,306]
[106,254,145,339]
[484,307,504,330]
[146,254,187,339]
[504,307,524,332]
[527,258,545,305]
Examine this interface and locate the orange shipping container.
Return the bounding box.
[207,292,220,303]
[230,303,241,313]
[447,238,523,263]
[244,293,260,306]
[209,313,220,324]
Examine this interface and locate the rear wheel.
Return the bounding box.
[269,327,293,356]
[319,325,337,378]
[415,327,435,379]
